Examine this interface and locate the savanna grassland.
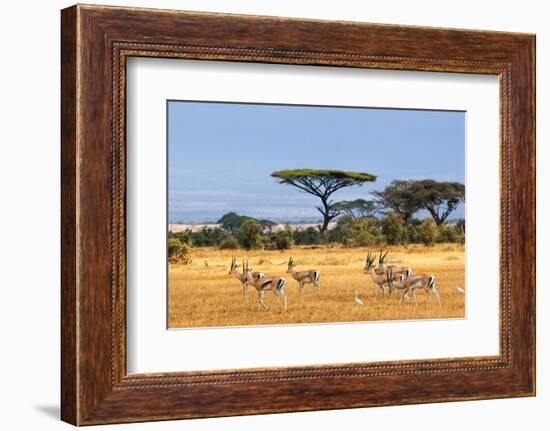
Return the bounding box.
[168,243,465,328]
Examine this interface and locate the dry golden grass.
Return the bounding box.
[168,243,465,328]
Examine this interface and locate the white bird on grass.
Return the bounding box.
[456,286,465,294]
[355,290,365,305]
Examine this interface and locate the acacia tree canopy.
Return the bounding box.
[332,198,382,219]
[271,169,377,234]
[408,179,465,225]
[373,180,423,224]
[374,179,465,225]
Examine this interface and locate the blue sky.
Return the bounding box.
[168,101,465,223]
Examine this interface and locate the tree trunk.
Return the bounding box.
[319,197,332,235]
[426,208,443,225]
[320,214,330,234]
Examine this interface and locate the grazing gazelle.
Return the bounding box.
[386,268,442,306]
[286,257,320,295]
[228,257,264,302]
[363,251,390,303]
[377,250,412,279]
[243,261,287,311]
[375,250,412,296]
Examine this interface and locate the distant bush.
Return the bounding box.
[406,224,420,244]
[418,218,438,246]
[238,219,263,249]
[218,235,240,249]
[410,217,422,226]
[176,211,465,249]
[381,212,407,245]
[274,229,293,250]
[349,217,384,247]
[170,228,229,247]
[218,212,275,234]
[193,227,227,247]
[170,231,193,247]
[168,237,191,259]
[332,215,354,246]
[293,226,322,245]
[437,224,461,243]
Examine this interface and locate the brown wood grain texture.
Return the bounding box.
[61,4,535,425]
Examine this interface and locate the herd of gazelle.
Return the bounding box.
[229,251,443,311]
[363,251,441,306]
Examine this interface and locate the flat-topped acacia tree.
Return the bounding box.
[271,169,377,234]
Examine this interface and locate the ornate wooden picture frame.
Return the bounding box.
[61,4,535,425]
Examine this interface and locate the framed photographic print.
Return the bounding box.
[61,4,535,425]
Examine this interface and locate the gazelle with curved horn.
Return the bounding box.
[244,261,287,311]
[363,251,390,303]
[377,250,412,278]
[375,250,412,296]
[386,268,442,307]
[228,257,264,302]
[286,257,320,295]
[383,269,410,304]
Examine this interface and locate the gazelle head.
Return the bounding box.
[378,250,388,266]
[364,252,376,273]
[229,257,239,275]
[287,257,296,273]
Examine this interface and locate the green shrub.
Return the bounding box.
[274,229,293,250]
[381,212,407,245]
[168,237,190,258]
[437,224,461,243]
[169,231,193,247]
[218,235,240,249]
[294,226,322,245]
[349,217,384,247]
[418,217,438,246]
[334,215,355,246]
[238,219,263,249]
[170,228,231,247]
[406,224,420,243]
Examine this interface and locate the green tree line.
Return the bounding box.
[167,176,465,257]
[168,211,465,257]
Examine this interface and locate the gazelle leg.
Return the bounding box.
[243,282,248,302]
[413,290,418,306]
[382,284,388,304]
[258,291,269,310]
[276,289,288,311]
[432,286,442,307]
[299,282,304,295]
[424,287,432,304]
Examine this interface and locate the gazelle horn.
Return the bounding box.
[386,268,393,285]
